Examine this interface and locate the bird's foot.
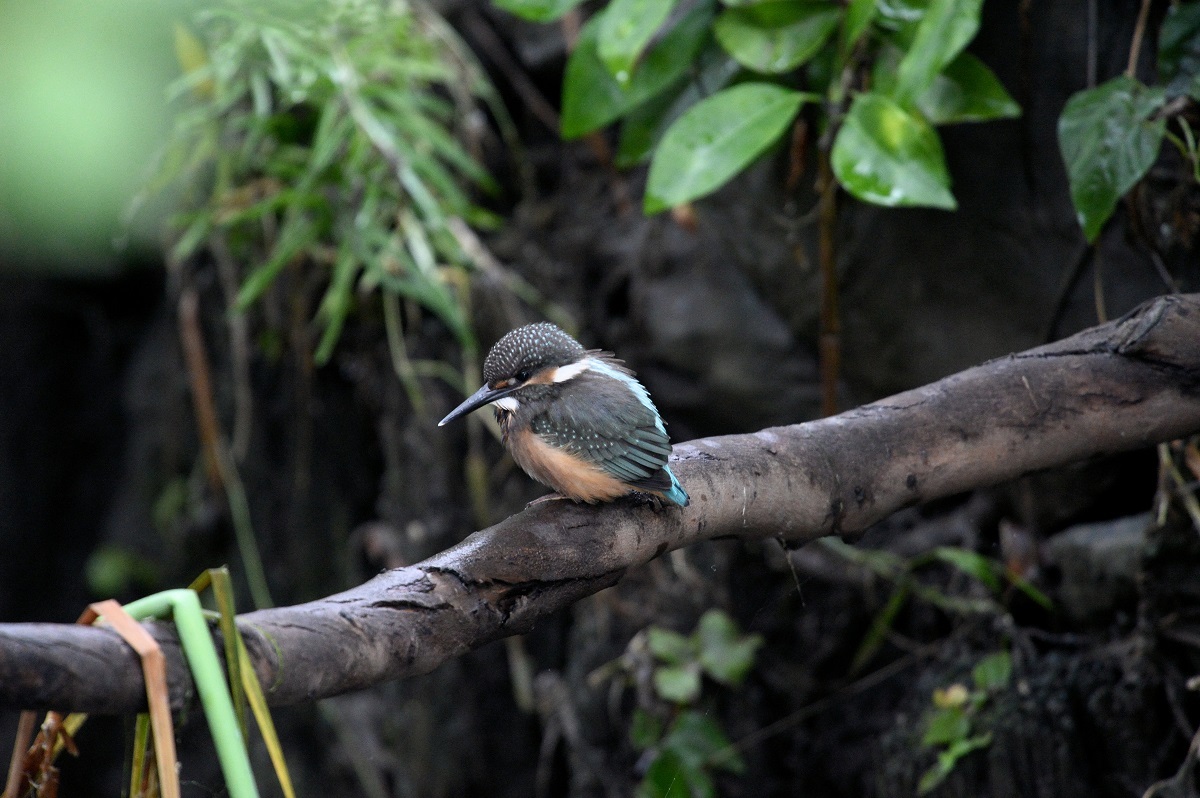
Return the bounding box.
[626,492,666,511]
[526,492,570,508]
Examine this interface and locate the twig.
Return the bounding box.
[1043,244,1093,342]
[211,234,255,462]
[1159,443,1200,534]
[459,11,560,134]
[178,290,274,609]
[1126,0,1153,79]
[816,151,841,417]
[178,290,225,491]
[729,644,934,755]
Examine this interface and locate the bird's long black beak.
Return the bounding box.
[438,383,516,427]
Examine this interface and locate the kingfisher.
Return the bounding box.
[438,322,690,507]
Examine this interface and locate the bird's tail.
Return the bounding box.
[662,466,690,507]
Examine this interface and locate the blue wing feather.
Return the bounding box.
[529,360,689,506]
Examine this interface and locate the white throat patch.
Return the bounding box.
[493,396,519,411]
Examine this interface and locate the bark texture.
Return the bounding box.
[1,294,1198,714]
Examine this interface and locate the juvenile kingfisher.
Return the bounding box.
[439,322,690,507]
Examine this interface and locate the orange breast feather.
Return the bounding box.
[507,426,629,503]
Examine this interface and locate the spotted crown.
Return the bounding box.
[483,322,586,385]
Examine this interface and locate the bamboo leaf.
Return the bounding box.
[235,214,318,309]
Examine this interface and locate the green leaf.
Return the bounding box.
[663,711,744,774]
[615,48,741,168]
[876,0,927,29]
[1008,573,1054,610]
[850,581,910,671]
[491,0,586,23]
[841,0,876,56]
[922,706,970,747]
[654,663,703,704]
[930,547,1001,592]
[834,0,877,92]
[916,52,1021,124]
[648,627,696,665]
[892,0,983,106]
[1057,75,1166,242]
[236,214,319,309]
[630,709,664,749]
[831,91,956,209]
[377,270,474,349]
[561,5,712,139]
[917,732,992,795]
[86,545,159,597]
[597,0,679,85]
[638,750,709,798]
[697,610,763,686]
[916,729,993,792]
[314,246,360,365]
[946,732,993,759]
[1159,1,1200,99]
[910,583,1001,616]
[644,82,810,213]
[818,536,906,577]
[971,651,1012,692]
[713,1,840,74]
[170,213,213,264]
[917,756,954,795]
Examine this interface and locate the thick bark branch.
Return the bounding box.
[2,295,1199,714]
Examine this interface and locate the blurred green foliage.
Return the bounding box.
[917,649,1012,794]
[0,0,182,270]
[598,609,761,798]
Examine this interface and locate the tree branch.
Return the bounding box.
[3,295,1199,714]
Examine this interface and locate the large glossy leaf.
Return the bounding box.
[1057,75,1165,242]
[831,91,956,209]
[491,0,586,23]
[713,1,840,74]
[597,0,678,85]
[644,82,810,213]
[561,5,711,139]
[892,0,983,106]
[917,52,1020,124]
[616,47,741,167]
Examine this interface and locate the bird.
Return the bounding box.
[438,322,690,507]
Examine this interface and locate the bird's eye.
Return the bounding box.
[515,369,532,382]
